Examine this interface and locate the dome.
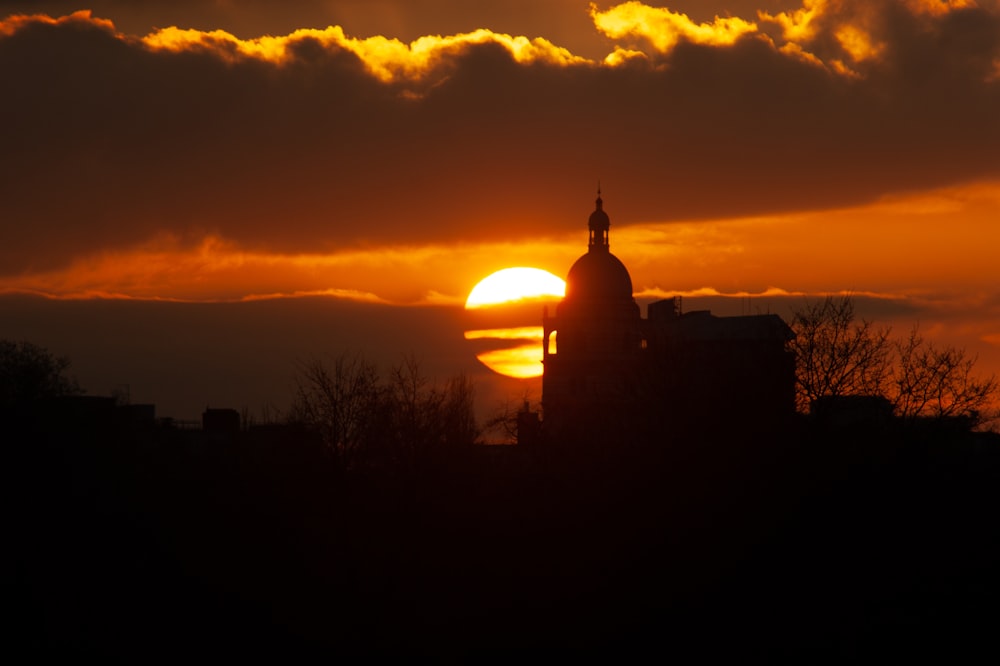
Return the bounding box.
[565,249,634,302]
[562,190,634,303]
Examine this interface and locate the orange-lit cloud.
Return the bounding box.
[465,327,545,341]
[590,1,758,52]
[465,327,547,379]
[3,4,1000,280]
[834,24,883,63]
[759,0,993,76]
[634,286,805,300]
[0,9,115,36]
[144,24,587,83]
[473,343,546,379]
[4,179,997,330]
[2,5,1000,313]
[903,0,978,17]
[759,0,825,43]
[0,232,580,306]
[0,235,461,304]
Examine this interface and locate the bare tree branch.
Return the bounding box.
[789,296,892,412]
[790,297,998,429]
[288,351,479,471]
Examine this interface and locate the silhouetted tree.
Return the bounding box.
[287,352,384,470]
[385,354,479,463]
[790,296,893,412]
[892,326,998,426]
[288,352,478,470]
[0,339,82,410]
[790,297,998,428]
[387,354,439,461]
[440,372,479,449]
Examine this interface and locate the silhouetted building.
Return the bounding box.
[117,403,156,428]
[203,407,240,435]
[542,192,795,444]
[542,191,644,442]
[810,394,895,430]
[515,399,542,447]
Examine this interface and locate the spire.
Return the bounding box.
[588,186,610,251]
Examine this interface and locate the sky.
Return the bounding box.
[2,0,999,422]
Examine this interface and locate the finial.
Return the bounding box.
[596,181,603,210]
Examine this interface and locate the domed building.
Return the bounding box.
[539,193,796,446]
[542,192,645,441]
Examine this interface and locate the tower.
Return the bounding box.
[542,191,644,442]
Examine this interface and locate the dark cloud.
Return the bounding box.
[1,4,999,275]
[0,292,530,421]
[0,1,608,56]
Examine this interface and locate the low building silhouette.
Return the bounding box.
[202,407,241,440]
[541,192,796,444]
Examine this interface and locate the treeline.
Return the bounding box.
[0,339,81,409]
[284,353,478,472]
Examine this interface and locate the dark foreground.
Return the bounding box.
[7,416,1000,663]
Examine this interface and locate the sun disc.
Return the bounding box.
[464,267,565,378]
[465,267,565,309]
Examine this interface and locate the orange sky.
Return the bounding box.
[1,1,999,420]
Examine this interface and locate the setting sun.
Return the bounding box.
[464,267,565,378]
[465,267,566,309]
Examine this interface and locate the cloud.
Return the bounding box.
[634,286,806,300]
[0,290,489,420]
[589,1,758,52]
[142,23,587,82]
[1,3,999,282]
[0,233,486,303]
[759,0,1000,77]
[0,8,114,35]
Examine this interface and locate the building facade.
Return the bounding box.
[541,193,796,445]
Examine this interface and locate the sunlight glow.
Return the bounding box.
[465,268,565,309]
[465,327,544,342]
[475,343,546,379]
